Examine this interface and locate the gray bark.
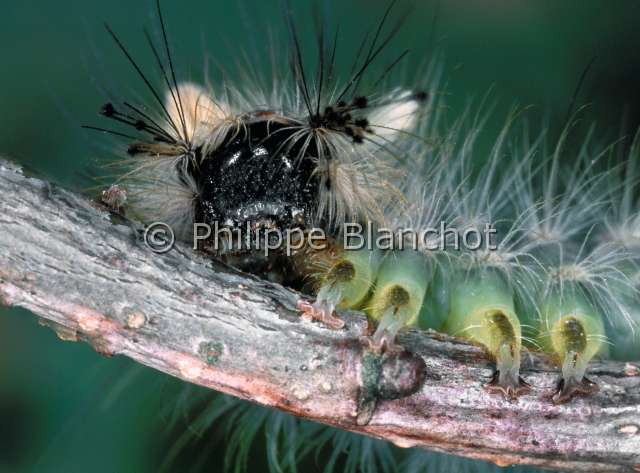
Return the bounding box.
[0,159,639,472]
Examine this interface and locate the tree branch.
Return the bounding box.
[0,159,639,472]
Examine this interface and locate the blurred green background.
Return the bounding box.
[1,1,639,472]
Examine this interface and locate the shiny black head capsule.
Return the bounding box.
[189,120,320,235]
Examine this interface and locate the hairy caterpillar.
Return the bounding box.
[86,7,640,473]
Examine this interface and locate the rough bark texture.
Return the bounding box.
[0,159,639,473]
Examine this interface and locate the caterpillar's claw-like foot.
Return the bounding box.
[552,350,598,403]
[360,332,405,355]
[485,343,529,400]
[485,371,530,400]
[553,375,599,404]
[297,299,345,330]
[361,309,408,354]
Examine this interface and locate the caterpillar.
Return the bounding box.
[89,0,639,419]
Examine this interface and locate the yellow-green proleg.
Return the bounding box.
[365,250,431,352]
[300,247,382,329]
[443,267,528,399]
[537,286,606,402]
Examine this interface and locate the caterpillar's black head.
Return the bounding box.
[188,119,321,244]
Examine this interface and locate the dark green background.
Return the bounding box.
[1,1,639,472]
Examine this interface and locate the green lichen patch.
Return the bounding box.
[198,341,225,365]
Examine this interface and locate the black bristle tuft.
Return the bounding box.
[353,96,368,109]
[415,90,429,102]
[101,103,116,117]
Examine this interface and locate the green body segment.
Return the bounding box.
[337,248,383,309]
[604,267,640,360]
[417,258,452,331]
[444,269,521,351]
[367,250,431,347]
[313,248,382,315]
[538,287,606,387]
[609,297,640,361]
[443,268,524,395]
